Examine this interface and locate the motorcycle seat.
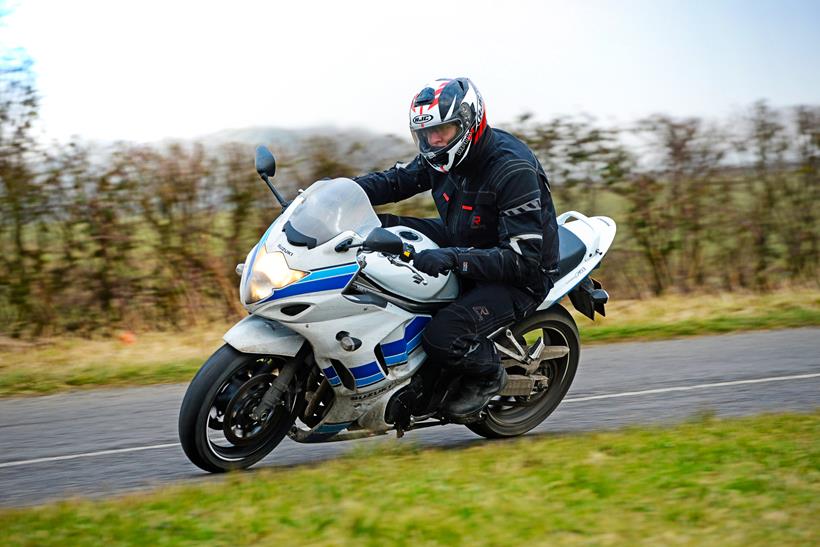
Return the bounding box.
[557,226,586,278]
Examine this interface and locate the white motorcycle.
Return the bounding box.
[178,147,616,473]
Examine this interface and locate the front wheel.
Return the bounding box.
[178,344,297,473]
[468,305,580,439]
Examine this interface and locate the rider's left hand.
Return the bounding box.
[413,248,458,277]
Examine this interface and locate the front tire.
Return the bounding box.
[468,305,580,439]
[178,344,296,473]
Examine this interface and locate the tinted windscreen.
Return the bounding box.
[286,178,381,246]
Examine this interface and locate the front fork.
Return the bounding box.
[250,343,311,421]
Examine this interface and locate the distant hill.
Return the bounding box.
[69,125,418,186]
[194,125,416,172]
[195,125,379,146]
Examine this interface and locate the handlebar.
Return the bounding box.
[398,243,416,263]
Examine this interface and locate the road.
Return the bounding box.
[1,328,818,507]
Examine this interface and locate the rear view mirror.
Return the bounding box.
[362,228,404,255]
[255,146,277,178]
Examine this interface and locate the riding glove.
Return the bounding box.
[413,248,458,277]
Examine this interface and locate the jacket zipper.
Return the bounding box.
[449,176,467,242]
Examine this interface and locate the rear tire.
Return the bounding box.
[178,344,296,473]
[468,305,580,439]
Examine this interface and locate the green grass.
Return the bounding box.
[577,300,820,343]
[0,324,229,397]
[0,357,203,396]
[1,412,817,545]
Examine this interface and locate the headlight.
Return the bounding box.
[243,247,307,304]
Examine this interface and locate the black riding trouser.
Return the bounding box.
[379,214,546,378]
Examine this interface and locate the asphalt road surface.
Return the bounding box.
[1,328,818,507]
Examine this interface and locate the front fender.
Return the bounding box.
[223,315,306,356]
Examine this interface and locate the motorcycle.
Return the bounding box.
[178,146,616,473]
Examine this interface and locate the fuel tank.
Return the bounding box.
[360,226,459,303]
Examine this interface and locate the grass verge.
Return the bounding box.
[574,288,820,343]
[1,288,817,397]
[1,412,817,545]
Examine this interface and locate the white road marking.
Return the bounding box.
[563,372,820,403]
[1,372,818,470]
[0,443,180,469]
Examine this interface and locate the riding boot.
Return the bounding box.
[443,364,507,423]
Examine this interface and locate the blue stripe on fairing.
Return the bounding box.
[349,361,381,379]
[380,316,431,366]
[324,366,342,386]
[382,316,429,354]
[384,353,406,366]
[303,263,359,281]
[347,362,386,387]
[322,365,341,386]
[404,316,430,342]
[406,330,424,352]
[381,340,420,364]
[355,373,385,388]
[381,341,404,357]
[260,262,359,304]
[270,275,352,300]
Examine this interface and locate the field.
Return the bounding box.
[0,288,817,397]
[0,412,817,545]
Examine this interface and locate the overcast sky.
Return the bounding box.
[2,0,819,143]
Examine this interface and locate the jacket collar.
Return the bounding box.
[452,126,495,178]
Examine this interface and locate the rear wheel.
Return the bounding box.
[468,305,580,438]
[178,344,297,473]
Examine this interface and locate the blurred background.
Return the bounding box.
[0,0,817,337]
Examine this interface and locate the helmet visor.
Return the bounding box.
[411,120,464,155]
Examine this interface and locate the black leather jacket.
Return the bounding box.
[354,127,559,295]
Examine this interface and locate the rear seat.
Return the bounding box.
[557,225,587,278]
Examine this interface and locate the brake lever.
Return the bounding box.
[386,254,427,285]
[358,242,427,284]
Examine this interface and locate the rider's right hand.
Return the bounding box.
[413,248,458,277]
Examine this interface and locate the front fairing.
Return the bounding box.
[238,195,303,307]
[239,178,380,309]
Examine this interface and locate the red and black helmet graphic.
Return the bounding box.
[409,77,487,173]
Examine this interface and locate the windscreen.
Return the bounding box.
[286,178,380,246]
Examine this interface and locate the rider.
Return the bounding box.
[354,77,560,422]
